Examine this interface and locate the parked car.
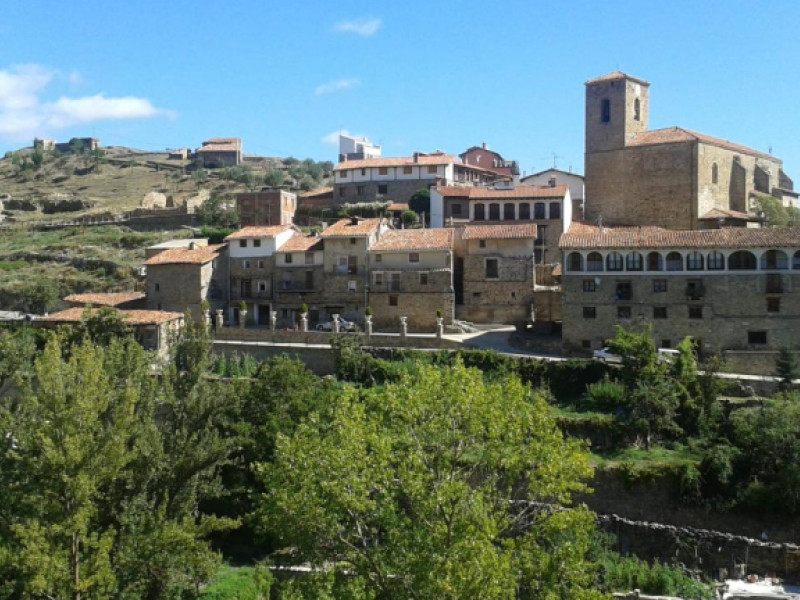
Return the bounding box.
[316,318,356,332]
[657,348,680,364]
[592,347,621,364]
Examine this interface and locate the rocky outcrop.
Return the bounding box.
[40,194,94,214]
[140,191,168,209]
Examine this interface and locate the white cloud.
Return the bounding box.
[314,78,360,96]
[334,18,382,36]
[0,64,173,141]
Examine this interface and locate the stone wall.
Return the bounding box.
[334,179,429,204]
[461,254,534,323]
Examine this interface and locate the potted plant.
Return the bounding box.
[238,300,247,327]
[365,306,373,317]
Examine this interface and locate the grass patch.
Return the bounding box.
[0,260,27,271]
[592,443,700,469]
[199,565,273,600]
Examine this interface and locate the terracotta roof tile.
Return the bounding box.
[38,307,183,326]
[319,218,386,237]
[64,292,146,307]
[461,223,537,240]
[699,208,759,221]
[299,186,333,198]
[585,71,650,86]
[629,127,778,162]
[144,244,223,266]
[434,184,568,200]
[370,229,453,252]
[386,202,409,211]
[224,225,294,240]
[560,222,800,250]
[278,232,324,252]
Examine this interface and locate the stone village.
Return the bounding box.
[36,72,800,376]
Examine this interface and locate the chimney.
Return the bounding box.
[350,216,360,226]
[413,152,420,162]
[189,241,198,250]
[482,142,488,150]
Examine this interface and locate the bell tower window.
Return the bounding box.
[601,98,610,123]
[634,98,641,121]
[711,163,718,184]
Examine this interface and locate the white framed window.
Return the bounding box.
[348,280,357,293]
[419,272,429,285]
[258,281,267,292]
[285,253,293,264]
[373,272,384,286]
[257,260,264,269]
[243,259,250,269]
[305,252,314,265]
[374,254,382,263]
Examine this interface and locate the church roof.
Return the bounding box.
[699,208,759,222]
[585,71,650,86]
[629,127,778,162]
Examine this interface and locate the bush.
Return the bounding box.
[583,377,626,412]
[599,553,711,599]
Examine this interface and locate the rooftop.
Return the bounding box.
[224,225,294,240]
[147,238,208,251]
[278,231,324,252]
[629,127,778,162]
[299,186,334,198]
[435,184,568,200]
[386,202,409,211]
[64,292,146,307]
[144,244,223,266]
[334,154,458,171]
[38,307,184,326]
[585,71,650,86]
[699,207,759,221]
[461,223,538,240]
[319,218,386,238]
[560,222,800,249]
[370,228,454,252]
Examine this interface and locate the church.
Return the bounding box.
[583,72,795,230]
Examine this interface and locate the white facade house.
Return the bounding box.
[339,134,382,161]
[225,226,296,258]
[521,168,585,219]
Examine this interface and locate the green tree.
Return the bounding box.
[31,147,44,169]
[400,209,419,227]
[198,193,240,229]
[408,188,430,214]
[27,277,60,314]
[776,346,800,389]
[263,168,286,188]
[259,362,603,600]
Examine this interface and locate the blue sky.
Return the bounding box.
[2,1,799,178]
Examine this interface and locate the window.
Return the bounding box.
[360,168,366,175]
[485,258,499,279]
[427,166,437,174]
[350,237,357,245]
[337,256,348,273]
[549,203,561,220]
[634,98,641,121]
[748,330,767,345]
[305,252,314,265]
[348,255,358,274]
[154,283,160,292]
[504,203,515,220]
[666,252,683,271]
[357,185,365,195]
[419,272,429,285]
[339,187,346,197]
[582,340,591,349]
[519,203,530,220]
[409,252,420,263]
[686,279,705,300]
[601,98,610,123]
[615,281,632,300]
[653,306,667,319]
[534,203,546,219]
[253,239,261,248]
[729,250,757,270]
[688,306,703,319]
[348,280,357,293]
[389,295,398,306]
[243,259,250,269]
[379,167,388,175]
[707,251,725,270]
[374,271,384,286]
[793,250,800,270]
[761,250,789,270]
[339,171,347,179]
[582,279,596,292]
[258,281,267,292]
[653,279,667,292]
[257,260,264,269]
[479,240,486,248]
[711,163,718,184]
[583,306,597,319]
[285,253,293,264]
[647,252,663,271]
[474,204,485,221]
[403,166,412,174]
[587,252,604,272]
[378,184,388,194]
[606,252,624,272]
[617,306,631,318]
[686,251,704,271]
[767,273,783,293]
[661,339,672,349]
[451,204,462,216]
[489,203,500,220]
[626,252,643,271]
[568,252,584,272]
[239,239,247,248]
[767,298,781,313]
[389,272,400,291]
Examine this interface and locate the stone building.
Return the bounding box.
[224,225,296,325]
[318,217,390,322]
[459,143,519,178]
[333,152,505,204]
[273,231,326,327]
[455,223,538,324]
[368,228,455,330]
[584,71,793,230]
[144,243,227,320]
[195,138,242,167]
[520,168,585,220]
[430,183,572,265]
[236,190,297,226]
[560,222,800,371]
[35,307,183,357]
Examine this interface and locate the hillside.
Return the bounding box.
[0,146,332,223]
